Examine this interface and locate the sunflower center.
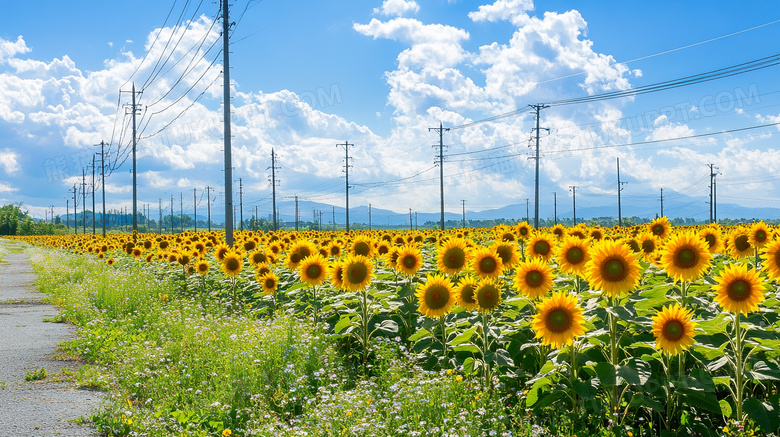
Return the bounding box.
[306,264,322,279]
[663,320,685,341]
[565,247,584,264]
[444,248,466,269]
[704,234,716,248]
[603,258,627,281]
[403,256,417,268]
[728,280,751,301]
[533,241,550,256]
[527,271,543,287]
[354,242,370,256]
[225,258,240,271]
[425,285,450,310]
[496,246,513,264]
[347,263,368,284]
[264,278,276,289]
[289,253,302,264]
[546,309,571,333]
[652,224,664,236]
[460,285,476,304]
[675,248,698,269]
[734,235,751,252]
[477,285,500,310]
[755,230,767,242]
[479,257,497,274]
[641,240,655,253]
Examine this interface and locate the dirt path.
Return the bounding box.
[0,242,101,436]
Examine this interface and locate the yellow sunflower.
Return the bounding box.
[727,229,753,259]
[493,242,520,270]
[762,240,780,282]
[214,243,231,261]
[286,241,317,270]
[396,244,424,276]
[494,225,517,243]
[532,292,586,349]
[350,237,374,257]
[258,271,279,295]
[454,275,480,311]
[651,304,696,355]
[556,237,590,276]
[648,216,672,240]
[248,251,269,266]
[514,257,555,300]
[255,263,272,278]
[470,247,504,280]
[298,254,331,287]
[475,278,502,313]
[340,254,374,291]
[195,260,210,275]
[699,226,724,254]
[221,251,244,277]
[436,238,470,275]
[551,224,566,241]
[713,263,766,314]
[659,231,712,283]
[525,234,555,262]
[584,240,641,298]
[749,221,772,249]
[515,221,533,241]
[636,232,661,262]
[330,261,346,290]
[415,273,456,318]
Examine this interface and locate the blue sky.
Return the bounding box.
[1,0,779,223]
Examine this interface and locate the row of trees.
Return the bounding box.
[0,204,68,236]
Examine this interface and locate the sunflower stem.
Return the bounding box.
[311,285,318,330]
[439,315,448,366]
[361,287,370,365]
[571,340,579,415]
[608,296,620,414]
[481,311,492,390]
[735,312,744,424]
[678,281,687,380]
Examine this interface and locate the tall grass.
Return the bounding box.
[30,248,518,436]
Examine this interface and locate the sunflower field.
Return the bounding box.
[8,217,780,437]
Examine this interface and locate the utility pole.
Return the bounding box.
[529,104,549,229]
[461,199,466,228]
[429,122,449,230]
[238,178,243,231]
[409,208,413,231]
[713,173,718,223]
[337,141,353,231]
[269,149,280,231]
[659,188,664,217]
[81,167,87,234]
[525,198,529,223]
[180,192,184,233]
[331,206,336,230]
[72,185,77,234]
[66,199,69,232]
[617,158,627,227]
[221,0,234,245]
[553,191,557,225]
[368,203,372,231]
[170,196,174,234]
[206,186,211,232]
[91,155,96,234]
[708,164,717,224]
[120,84,142,232]
[255,205,258,231]
[97,141,106,237]
[294,195,299,231]
[158,198,162,234]
[569,186,577,225]
[193,188,198,232]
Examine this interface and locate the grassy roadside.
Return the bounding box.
[30,248,516,437]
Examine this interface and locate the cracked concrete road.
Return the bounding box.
[0,242,101,436]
